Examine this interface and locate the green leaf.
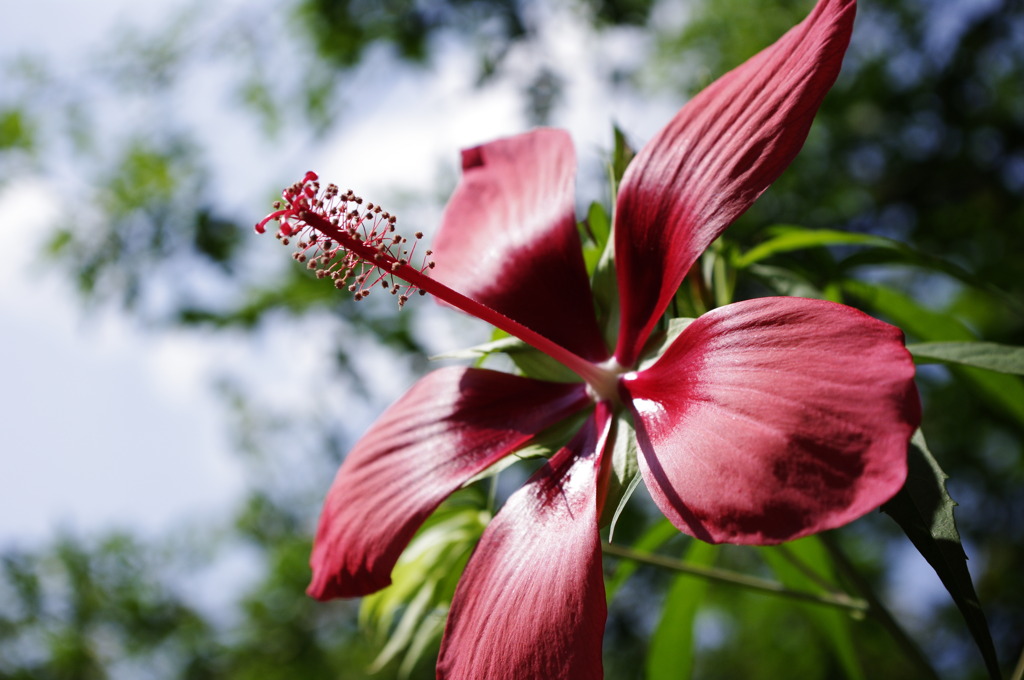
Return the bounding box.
[587,201,611,248]
[739,225,1024,316]
[907,341,1024,375]
[759,538,865,680]
[360,491,488,674]
[735,226,898,269]
[646,541,718,680]
[838,248,1024,317]
[609,124,636,191]
[881,431,1001,680]
[746,263,829,300]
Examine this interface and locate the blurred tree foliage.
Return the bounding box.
[1,0,1022,678]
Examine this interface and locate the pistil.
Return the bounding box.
[257,172,610,388]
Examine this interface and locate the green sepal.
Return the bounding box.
[881,430,1001,680]
[459,410,591,491]
[637,317,696,371]
[432,333,580,383]
[601,413,641,539]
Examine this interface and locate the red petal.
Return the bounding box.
[432,129,609,362]
[613,0,857,365]
[308,367,590,599]
[437,403,613,680]
[620,297,919,544]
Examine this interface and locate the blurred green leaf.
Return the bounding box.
[908,341,1024,375]
[606,519,679,601]
[646,541,717,680]
[759,538,865,680]
[735,225,897,269]
[0,107,35,151]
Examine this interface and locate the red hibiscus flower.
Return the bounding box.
[256,0,919,677]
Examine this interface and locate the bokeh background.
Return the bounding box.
[1,0,1022,678]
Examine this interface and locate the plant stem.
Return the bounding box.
[601,541,869,615]
[819,533,941,680]
[774,543,843,594]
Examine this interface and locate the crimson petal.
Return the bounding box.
[432,128,609,362]
[437,403,613,680]
[308,367,590,599]
[620,297,919,544]
[614,0,857,365]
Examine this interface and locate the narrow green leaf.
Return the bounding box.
[507,411,591,462]
[881,430,1001,680]
[647,541,718,680]
[610,124,636,190]
[908,341,1024,375]
[580,202,611,277]
[360,492,487,673]
[735,226,897,268]
[587,201,611,250]
[429,336,522,361]
[369,581,436,672]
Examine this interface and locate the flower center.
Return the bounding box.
[585,358,630,405]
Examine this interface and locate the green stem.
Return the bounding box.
[601,541,869,615]
[774,543,844,594]
[819,533,941,680]
[711,242,733,309]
